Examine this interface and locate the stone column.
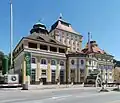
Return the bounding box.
[56,60,60,80]
[77,68,80,83]
[22,60,26,84]
[36,57,41,83]
[24,40,28,48]
[37,44,40,50]
[48,46,50,52]
[84,60,88,80]
[75,69,77,83]
[79,37,82,51]
[77,58,80,83]
[71,40,73,51]
[57,48,59,53]
[47,59,51,83]
[66,57,70,83]
[64,61,66,83]
[75,41,77,51]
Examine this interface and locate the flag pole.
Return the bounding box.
[10,0,13,69]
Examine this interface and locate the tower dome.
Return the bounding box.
[30,21,48,35]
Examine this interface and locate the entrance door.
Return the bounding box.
[30,69,36,84]
[41,78,46,85]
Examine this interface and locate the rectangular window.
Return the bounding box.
[21,44,23,49]
[50,46,57,52]
[31,69,36,83]
[31,58,36,63]
[60,70,64,76]
[80,69,84,73]
[28,42,37,49]
[51,70,56,83]
[40,44,48,50]
[41,70,46,75]
[59,48,65,53]
[71,70,75,74]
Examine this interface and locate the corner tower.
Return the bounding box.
[49,15,82,53]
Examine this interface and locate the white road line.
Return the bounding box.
[75,92,116,98]
[51,95,72,100]
[0,98,28,103]
[4,95,71,103]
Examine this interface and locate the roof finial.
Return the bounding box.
[38,18,44,23]
[59,13,63,19]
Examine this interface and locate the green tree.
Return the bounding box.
[0,51,4,70]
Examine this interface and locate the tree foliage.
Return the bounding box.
[0,51,4,69]
[114,59,120,67]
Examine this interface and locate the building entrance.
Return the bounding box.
[41,78,47,85]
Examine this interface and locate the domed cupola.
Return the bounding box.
[30,21,48,35]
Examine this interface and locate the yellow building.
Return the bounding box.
[13,16,114,85]
[13,22,67,84]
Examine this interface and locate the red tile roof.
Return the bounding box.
[82,41,105,54]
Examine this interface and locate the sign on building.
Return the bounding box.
[24,52,31,76]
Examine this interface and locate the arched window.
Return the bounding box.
[81,60,84,65]
[51,60,56,65]
[60,61,64,66]
[41,59,47,64]
[71,60,75,65]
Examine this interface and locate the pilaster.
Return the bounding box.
[47,59,51,82]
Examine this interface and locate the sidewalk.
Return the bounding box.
[0,84,115,91]
[0,84,85,91]
[28,84,84,90]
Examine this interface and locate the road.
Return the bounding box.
[0,87,120,103]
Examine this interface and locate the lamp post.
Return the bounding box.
[10,0,13,69]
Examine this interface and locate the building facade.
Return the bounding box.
[67,53,86,83]
[13,22,67,84]
[82,41,114,84]
[49,16,82,52]
[13,16,114,85]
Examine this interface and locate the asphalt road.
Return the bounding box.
[0,88,120,103]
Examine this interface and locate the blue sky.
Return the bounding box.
[0,0,120,60]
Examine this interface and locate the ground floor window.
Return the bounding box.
[41,70,46,75]
[30,69,36,84]
[60,70,64,83]
[51,70,56,83]
[71,69,75,82]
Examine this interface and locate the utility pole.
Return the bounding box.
[10,0,13,69]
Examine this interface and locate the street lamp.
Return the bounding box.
[10,0,13,69]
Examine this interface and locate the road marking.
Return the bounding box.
[106,100,120,103]
[0,98,28,103]
[51,95,72,100]
[75,92,114,98]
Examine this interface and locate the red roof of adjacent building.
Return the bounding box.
[82,41,105,54]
